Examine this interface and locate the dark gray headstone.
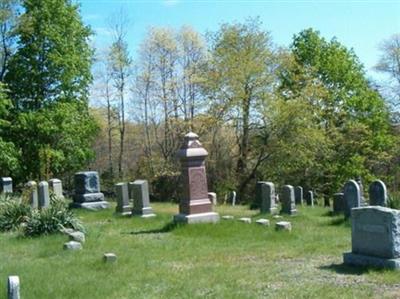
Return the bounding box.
[344,180,361,218]
[256,181,278,214]
[369,180,387,207]
[306,190,314,206]
[38,181,50,209]
[7,276,20,299]
[26,181,38,209]
[130,180,155,217]
[294,186,303,205]
[49,178,64,199]
[1,177,13,193]
[115,182,131,215]
[281,185,297,215]
[72,171,108,209]
[333,192,345,213]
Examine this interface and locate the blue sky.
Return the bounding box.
[78,0,400,80]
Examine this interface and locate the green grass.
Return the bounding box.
[1,203,400,298]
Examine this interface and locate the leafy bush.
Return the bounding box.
[388,192,400,210]
[0,194,31,232]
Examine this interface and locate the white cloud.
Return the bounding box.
[163,0,180,7]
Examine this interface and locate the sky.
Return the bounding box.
[78,0,400,81]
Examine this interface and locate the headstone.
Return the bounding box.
[38,181,50,209]
[344,180,361,218]
[173,132,219,224]
[333,192,345,213]
[49,178,64,199]
[356,177,366,205]
[208,192,217,205]
[369,180,387,207]
[26,181,38,209]
[281,185,297,215]
[294,186,303,205]
[1,177,12,193]
[238,217,251,223]
[63,241,82,250]
[275,221,292,231]
[7,276,20,299]
[324,196,330,207]
[306,190,314,206]
[230,191,236,206]
[68,231,85,243]
[130,180,155,217]
[256,181,278,214]
[115,182,131,215]
[222,215,234,220]
[103,253,117,263]
[256,218,270,226]
[72,171,109,210]
[343,206,400,269]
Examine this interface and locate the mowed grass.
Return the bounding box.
[1,202,400,299]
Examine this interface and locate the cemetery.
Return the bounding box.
[1,0,400,298]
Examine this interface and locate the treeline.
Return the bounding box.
[0,1,399,203]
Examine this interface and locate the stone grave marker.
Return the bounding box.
[115,182,131,215]
[256,181,278,215]
[26,181,38,209]
[369,180,387,207]
[306,190,314,206]
[7,276,20,299]
[72,171,109,210]
[173,132,219,224]
[343,206,400,269]
[281,185,297,215]
[49,178,64,199]
[1,177,12,193]
[333,192,345,213]
[38,181,50,209]
[208,192,217,205]
[130,180,155,217]
[294,186,303,205]
[344,180,361,218]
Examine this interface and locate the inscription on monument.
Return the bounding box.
[189,167,208,200]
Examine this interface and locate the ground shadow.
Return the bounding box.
[127,221,179,235]
[319,263,385,275]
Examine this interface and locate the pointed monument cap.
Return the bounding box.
[177,132,208,159]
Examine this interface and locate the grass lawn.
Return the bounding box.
[1,202,400,298]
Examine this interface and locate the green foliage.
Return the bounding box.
[0,194,31,232]
[388,192,400,210]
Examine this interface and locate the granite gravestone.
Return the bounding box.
[72,171,109,210]
[38,181,50,209]
[306,190,314,206]
[174,132,219,224]
[1,177,12,193]
[333,192,345,213]
[281,185,297,215]
[369,180,387,207]
[130,180,155,217]
[115,182,131,215]
[7,276,20,299]
[294,186,303,205]
[26,181,38,209]
[344,180,361,218]
[343,206,400,269]
[356,177,366,205]
[256,181,278,214]
[208,192,217,205]
[49,178,64,199]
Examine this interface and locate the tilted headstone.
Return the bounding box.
[38,181,50,209]
[173,132,219,223]
[281,185,297,215]
[208,192,217,205]
[7,275,20,299]
[333,192,345,213]
[306,190,314,206]
[49,178,64,199]
[130,180,155,217]
[26,181,38,209]
[256,181,278,214]
[294,186,303,205]
[369,180,387,207]
[115,182,131,215]
[1,177,13,193]
[344,180,361,218]
[72,171,108,210]
[343,206,400,269]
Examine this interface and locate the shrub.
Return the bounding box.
[388,192,400,210]
[0,194,31,232]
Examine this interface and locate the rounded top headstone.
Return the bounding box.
[177,132,208,159]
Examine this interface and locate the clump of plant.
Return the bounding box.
[0,194,31,232]
[388,192,400,210]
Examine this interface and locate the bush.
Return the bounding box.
[0,194,31,232]
[388,192,400,210]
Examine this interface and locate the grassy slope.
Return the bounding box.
[1,203,400,299]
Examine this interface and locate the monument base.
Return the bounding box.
[132,207,156,218]
[73,192,105,203]
[281,209,297,216]
[262,207,278,215]
[343,252,400,270]
[116,205,132,216]
[173,212,220,224]
[70,201,110,211]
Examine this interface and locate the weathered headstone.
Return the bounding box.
[26,181,38,209]
[369,180,387,207]
[38,181,50,209]
[230,191,237,206]
[174,132,219,224]
[256,218,270,226]
[343,206,400,269]
[294,186,303,205]
[130,180,155,217]
[208,192,217,205]
[333,192,345,213]
[356,177,366,205]
[276,221,292,231]
[238,217,251,223]
[103,253,117,263]
[49,178,64,199]
[115,182,131,215]
[72,171,109,210]
[256,181,278,214]
[281,185,297,215]
[64,241,82,250]
[7,276,20,299]
[1,177,12,193]
[305,190,314,206]
[344,180,361,218]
